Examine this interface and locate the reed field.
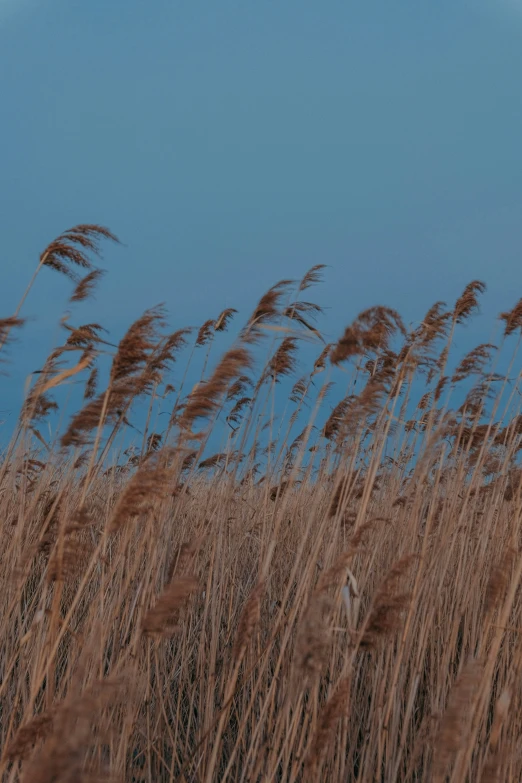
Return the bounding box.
[2,224,522,781]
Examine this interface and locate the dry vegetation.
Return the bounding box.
[2,225,522,781]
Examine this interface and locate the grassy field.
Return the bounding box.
[1,224,522,781]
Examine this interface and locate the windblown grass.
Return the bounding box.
[2,225,522,781]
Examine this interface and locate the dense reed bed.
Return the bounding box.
[2,224,522,781]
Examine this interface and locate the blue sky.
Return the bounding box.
[2,0,522,422]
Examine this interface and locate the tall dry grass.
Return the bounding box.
[2,225,522,781]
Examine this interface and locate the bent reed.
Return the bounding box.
[1,225,522,781]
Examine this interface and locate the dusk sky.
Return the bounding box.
[2,0,522,419]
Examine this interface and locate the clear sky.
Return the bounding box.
[2,0,522,419]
